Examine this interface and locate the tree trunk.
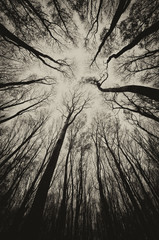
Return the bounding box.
[19,116,71,240]
[54,143,71,240]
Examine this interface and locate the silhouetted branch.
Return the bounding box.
[107,21,159,63]
[91,0,131,65]
[87,78,159,101]
[0,23,69,72]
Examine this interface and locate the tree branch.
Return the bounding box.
[0,23,69,72]
[107,20,159,63]
[91,0,131,65]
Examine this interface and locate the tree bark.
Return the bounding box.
[20,116,70,240]
[97,84,159,101]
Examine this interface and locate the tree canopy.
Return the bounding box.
[0,1,159,240]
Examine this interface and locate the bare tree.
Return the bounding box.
[19,90,90,240]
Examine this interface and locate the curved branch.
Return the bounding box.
[91,79,159,101]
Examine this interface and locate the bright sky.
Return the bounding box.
[10,4,138,129]
[14,11,107,120]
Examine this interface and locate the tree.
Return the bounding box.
[19,90,90,240]
[1,1,159,239]
[91,123,114,240]
[0,113,49,236]
[91,115,159,239]
[53,118,85,240]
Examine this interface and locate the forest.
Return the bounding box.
[0,0,159,240]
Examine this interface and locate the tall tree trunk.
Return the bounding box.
[19,115,71,240]
[54,143,71,240]
[74,149,83,239]
[94,141,114,240]
[103,135,152,239]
